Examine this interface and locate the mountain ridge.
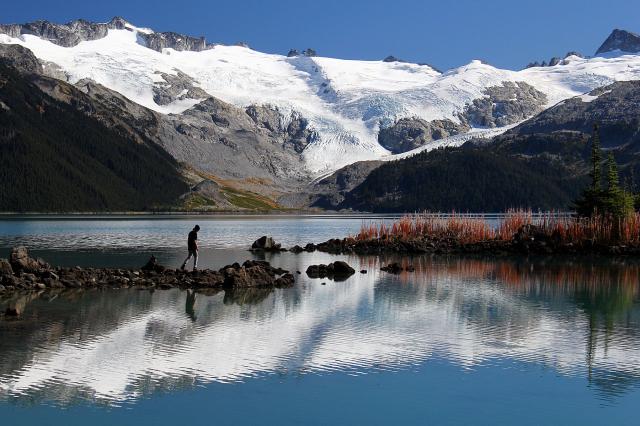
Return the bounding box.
[2,18,639,176]
[2,19,640,211]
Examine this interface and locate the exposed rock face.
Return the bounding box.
[378,117,470,154]
[0,17,127,48]
[139,32,213,52]
[287,49,300,57]
[152,71,209,105]
[166,99,310,182]
[245,104,317,153]
[462,81,548,128]
[0,44,41,74]
[596,29,640,55]
[0,17,216,53]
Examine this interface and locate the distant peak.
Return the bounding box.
[595,29,640,55]
[383,55,404,63]
[107,16,130,30]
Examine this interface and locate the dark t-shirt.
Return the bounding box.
[188,230,198,251]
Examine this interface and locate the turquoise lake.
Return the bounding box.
[0,216,639,425]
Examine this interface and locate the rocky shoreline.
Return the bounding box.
[0,247,295,298]
[292,226,640,256]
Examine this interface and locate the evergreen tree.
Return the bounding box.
[574,125,605,217]
[604,152,634,218]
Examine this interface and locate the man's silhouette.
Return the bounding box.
[181,225,200,271]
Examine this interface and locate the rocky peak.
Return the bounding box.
[596,29,640,55]
[383,55,404,63]
[0,18,126,47]
[525,51,584,69]
[287,48,316,58]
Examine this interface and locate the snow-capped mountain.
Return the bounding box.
[1,17,640,176]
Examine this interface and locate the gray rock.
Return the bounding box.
[462,81,548,128]
[287,49,300,57]
[251,236,281,251]
[378,117,470,154]
[152,70,209,106]
[596,29,640,55]
[0,18,122,48]
[245,104,317,153]
[139,32,213,52]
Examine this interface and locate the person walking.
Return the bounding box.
[181,225,200,271]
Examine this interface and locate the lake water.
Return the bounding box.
[0,216,639,425]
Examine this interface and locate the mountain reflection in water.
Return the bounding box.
[0,254,639,407]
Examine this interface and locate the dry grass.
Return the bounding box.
[355,209,640,246]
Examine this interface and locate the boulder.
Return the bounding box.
[251,236,282,251]
[306,261,355,281]
[332,261,355,276]
[9,247,48,273]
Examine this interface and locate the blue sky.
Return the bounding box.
[3,0,639,70]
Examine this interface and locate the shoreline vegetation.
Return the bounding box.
[298,210,640,256]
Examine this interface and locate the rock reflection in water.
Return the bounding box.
[0,254,639,406]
